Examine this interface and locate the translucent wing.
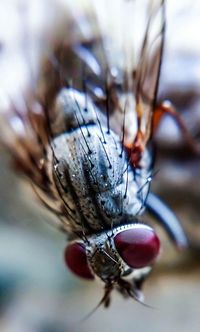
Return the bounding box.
[0,0,98,233]
[0,0,165,233]
[53,0,166,153]
[133,0,165,148]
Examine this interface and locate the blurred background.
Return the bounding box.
[0,0,200,331]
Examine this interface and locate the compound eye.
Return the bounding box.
[114,225,160,269]
[64,242,94,280]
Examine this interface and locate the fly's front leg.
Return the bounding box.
[146,192,188,249]
[153,101,200,155]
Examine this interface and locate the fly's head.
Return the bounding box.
[64,223,160,307]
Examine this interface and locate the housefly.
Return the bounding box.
[0,0,187,307]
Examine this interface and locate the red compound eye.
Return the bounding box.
[114,225,160,269]
[64,242,94,280]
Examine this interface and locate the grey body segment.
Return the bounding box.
[51,89,152,235]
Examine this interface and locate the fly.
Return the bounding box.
[0,0,188,307]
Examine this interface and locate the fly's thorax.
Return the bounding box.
[49,87,153,234]
[50,88,98,135]
[51,122,152,234]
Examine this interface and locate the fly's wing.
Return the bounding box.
[0,0,165,233]
[0,0,129,235]
[54,0,165,151]
[133,0,165,148]
[0,0,100,234]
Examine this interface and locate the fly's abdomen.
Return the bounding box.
[51,89,151,235]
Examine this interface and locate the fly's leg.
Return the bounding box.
[144,101,197,251]
[117,273,149,304]
[146,192,188,249]
[153,101,200,155]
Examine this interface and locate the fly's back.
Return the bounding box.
[51,88,152,235]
